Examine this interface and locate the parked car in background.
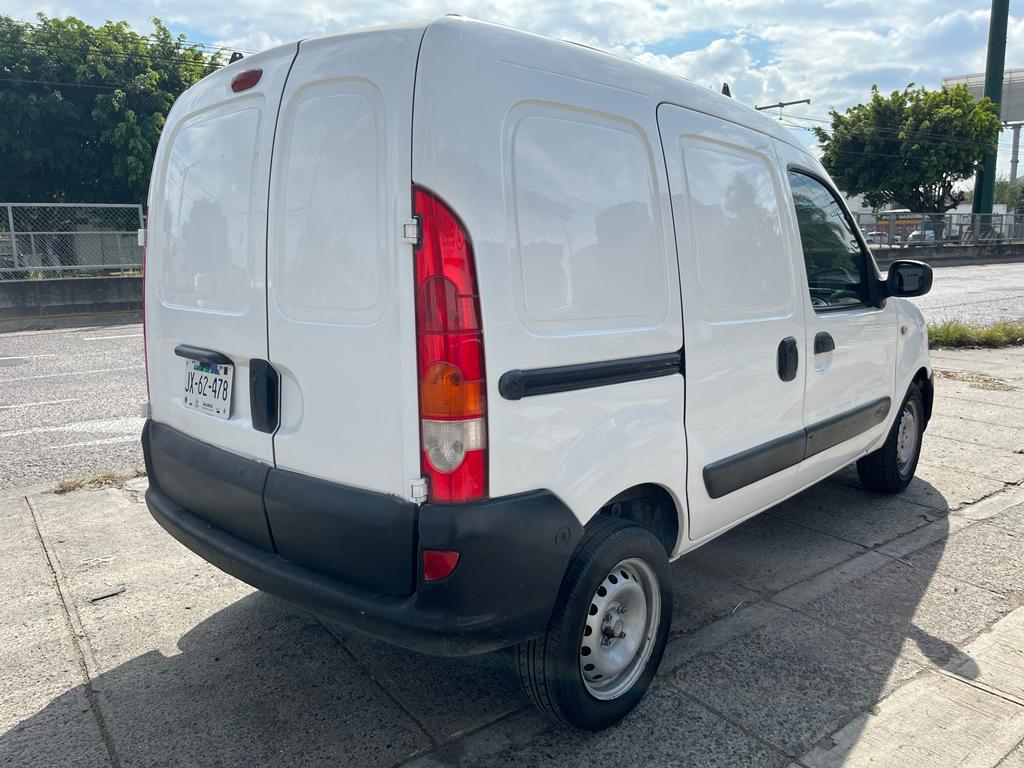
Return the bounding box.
[140,16,936,732]
[907,229,936,246]
[864,231,889,245]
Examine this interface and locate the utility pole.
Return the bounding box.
[1010,122,1022,182]
[972,0,1010,216]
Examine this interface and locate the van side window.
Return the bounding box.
[787,171,869,310]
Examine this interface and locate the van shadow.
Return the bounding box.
[2,475,967,767]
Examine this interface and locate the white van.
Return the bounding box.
[141,16,934,731]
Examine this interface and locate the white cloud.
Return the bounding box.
[7,0,1022,174]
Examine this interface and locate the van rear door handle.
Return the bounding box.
[814,332,835,354]
[249,359,280,434]
[776,337,798,382]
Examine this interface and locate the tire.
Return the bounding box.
[516,517,672,731]
[857,383,924,493]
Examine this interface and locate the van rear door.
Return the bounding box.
[146,44,298,466]
[265,28,425,500]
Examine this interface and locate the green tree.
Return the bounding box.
[963,178,1024,210]
[0,14,222,203]
[813,84,1001,213]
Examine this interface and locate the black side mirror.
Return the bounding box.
[883,259,933,298]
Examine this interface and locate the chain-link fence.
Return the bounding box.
[0,203,144,280]
[855,211,1024,248]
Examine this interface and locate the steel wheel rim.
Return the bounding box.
[579,558,661,701]
[896,400,920,478]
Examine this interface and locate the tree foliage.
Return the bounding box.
[0,14,222,203]
[813,84,1002,213]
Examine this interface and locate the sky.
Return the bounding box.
[8,0,1024,175]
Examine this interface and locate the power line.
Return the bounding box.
[7,16,256,55]
[0,76,128,90]
[5,38,225,72]
[781,112,1017,151]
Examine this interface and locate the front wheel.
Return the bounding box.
[516,518,672,731]
[857,383,925,493]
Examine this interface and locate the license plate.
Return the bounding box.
[183,358,232,419]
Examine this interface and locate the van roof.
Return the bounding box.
[293,15,812,155]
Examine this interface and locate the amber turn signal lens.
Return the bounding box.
[419,361,485,418]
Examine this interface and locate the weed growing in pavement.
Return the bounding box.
[53,466,146,494]
[928,320,1024,349]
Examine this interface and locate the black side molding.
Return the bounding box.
[703,396,892,499]
[805,397,890,458]
[499,351,683,401]
[704,430,806,500]
[174,344,234,366]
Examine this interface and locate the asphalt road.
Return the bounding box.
[913,262,1024,325]
[0,324,146,488]
[1,262,1022,489]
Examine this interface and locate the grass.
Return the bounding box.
[53,466,146,494]
[928,320,1024,349]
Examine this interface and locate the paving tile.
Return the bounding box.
[683,514,865,595]
[920,435,1024,485]
[990,502,1024,533]
[998,740,1024,768]
[445,683,789,768]
[827,461,1002,513]
[668,560,760,637]
[911,520,1024,599]
[949,608,1024,700]
[674,612,920,757]
[800,556,1012,668]
[31,489,431,768]
[0,496,110,768]
[933,396,1024,425]
[768,482,942,549]
[337,633,523,743]
[799,671,1024,768]
[935,383,1024,410]
[928,415,1024,452]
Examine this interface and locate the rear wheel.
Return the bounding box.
[857,383,924,493]
[516,518,672,731]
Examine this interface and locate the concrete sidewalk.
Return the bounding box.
[2,347,1023,768]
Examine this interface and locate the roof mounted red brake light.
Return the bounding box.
[231,69,262,92]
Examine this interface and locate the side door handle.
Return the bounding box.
[249,359,280,434]
[776,337,798,382]
[814,331,835,354]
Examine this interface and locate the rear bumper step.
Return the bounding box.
[142,419,581,656]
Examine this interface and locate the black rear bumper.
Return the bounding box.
[142,420,582,656]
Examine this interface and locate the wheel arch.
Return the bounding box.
[588,483,682,557]
[913,366,933,424]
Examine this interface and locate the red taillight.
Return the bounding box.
[422,549,461,581]
[230,69,262,92]
[413,187,487,503]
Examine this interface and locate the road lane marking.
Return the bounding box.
[0,416,145,439]
[0,354,58,360]
[1,366,145,383]
[0,398,79,410]
[44,435,140,450]
[81,334,143,341]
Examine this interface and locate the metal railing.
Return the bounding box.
[855,211,1024,248]
[0,203,144,280]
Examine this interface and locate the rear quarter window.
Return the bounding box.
[503,105,668,335]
